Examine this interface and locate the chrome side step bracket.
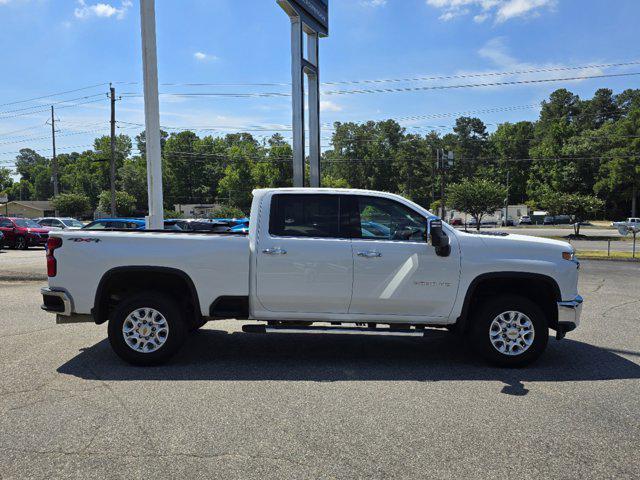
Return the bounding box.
[242,324,426,337]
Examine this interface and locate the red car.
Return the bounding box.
[0,217,51,249]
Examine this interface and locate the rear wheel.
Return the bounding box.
[108,292,187,366]
[470,295,548,367]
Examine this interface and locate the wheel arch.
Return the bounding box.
[93,266,201,326]
[457,272,560,333]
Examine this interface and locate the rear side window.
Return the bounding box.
[270,194,341,238]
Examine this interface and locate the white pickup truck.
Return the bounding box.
[41,188,583,367]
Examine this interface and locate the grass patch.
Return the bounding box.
[576,250,639,261]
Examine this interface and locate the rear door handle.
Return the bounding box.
[262,247,287,255]
[357,250,382,258]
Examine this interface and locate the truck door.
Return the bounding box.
[255,193,353,313]
[348,195,460,318]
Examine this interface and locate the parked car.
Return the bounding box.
[0,231,4,250]
[543,216,555,225]
[518,215,532,225]
[500,219,515,227]
[42,188,582,368]
[36,217,85,230]
[449,218,463,226]
[164,219,231,233]
[0,217,51,249]
[83,218,146,230]
[613,217,640,235]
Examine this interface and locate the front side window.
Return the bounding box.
[0,219,13,228]
[354,196,426,241]
[270,194,341,238]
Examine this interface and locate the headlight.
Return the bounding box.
[562,251,575,261]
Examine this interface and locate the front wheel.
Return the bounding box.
[108,292,188,366]
[470,295,548,367]
[15,236,28,250]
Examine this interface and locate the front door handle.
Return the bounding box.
[262,247,287,255]
[357,250,382,258]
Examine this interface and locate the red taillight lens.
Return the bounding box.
[46,237,63,277]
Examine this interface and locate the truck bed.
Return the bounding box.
[48,229,251,316]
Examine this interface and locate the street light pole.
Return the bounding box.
[139,0,164,229]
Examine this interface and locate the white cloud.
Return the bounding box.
[360,0,387,6]
[320,100,343,112]
[471,36,603,83]
[74,0,132,20]
[193,51,218,62]
[425,0,555,23]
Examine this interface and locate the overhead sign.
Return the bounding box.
[278,0,328,36]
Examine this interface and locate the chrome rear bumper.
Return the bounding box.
[41,287,72,316]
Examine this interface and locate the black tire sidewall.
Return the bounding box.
[471,295,548,367]
[108,292,187,366]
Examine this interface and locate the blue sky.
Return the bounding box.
[1,0,639,170]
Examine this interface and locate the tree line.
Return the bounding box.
[0,87,638,220]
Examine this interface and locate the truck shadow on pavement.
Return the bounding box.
[57,328,640,396]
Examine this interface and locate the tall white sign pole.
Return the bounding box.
[140,0,164,229]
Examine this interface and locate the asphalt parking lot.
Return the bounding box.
[0,260,639,479]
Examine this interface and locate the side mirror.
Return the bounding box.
[429,219,451,257]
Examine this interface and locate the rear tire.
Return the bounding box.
[108,292,187,366]
[470,295,548,367]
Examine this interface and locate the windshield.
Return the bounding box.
[14,219,41,228]
[62,219,84,227]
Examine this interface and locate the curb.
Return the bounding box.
[577,257,640,263]
[0,273,48,282]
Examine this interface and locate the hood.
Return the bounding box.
[456,230,572,258]
[25,227,51,234]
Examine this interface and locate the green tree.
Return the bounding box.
[51,193,91,218]
[207,205,245,219]
[447,179,506,230]
[97,190,137,217]
[539,191,605,236]
[0,167,13,193]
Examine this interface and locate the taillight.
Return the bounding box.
[46,237,63,277]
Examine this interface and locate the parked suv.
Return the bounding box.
[36,217,84,230]
[0,217,51,249]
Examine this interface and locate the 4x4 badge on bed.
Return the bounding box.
[68,238,101,243]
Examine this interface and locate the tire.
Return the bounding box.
[15,236,28,250]
[190,317,208,332]
[470,295,548,367]
[108,292,188,366]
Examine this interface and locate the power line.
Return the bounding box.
[0,98,108,120]
[115,60,640,88]
[0,93,106,116]
[117,71,640,99]
[0,83,109,108]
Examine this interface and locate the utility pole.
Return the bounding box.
[504,162,510,226]
[439,149,446,220]
[140,0,165,229]
[110,85,117,217]
[51,105,59,216]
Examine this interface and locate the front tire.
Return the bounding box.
[15,236,28,250]
[470,295,548,367]
[108,292,187,366]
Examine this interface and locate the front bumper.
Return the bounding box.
[28,234,48,246]
[556,295,583,339]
